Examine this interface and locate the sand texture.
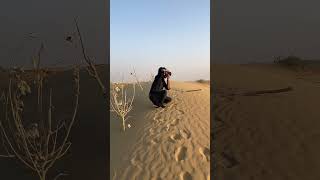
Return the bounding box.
[212,64,320,180]
[111,81,210,180]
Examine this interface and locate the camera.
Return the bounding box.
[164,70,172,77]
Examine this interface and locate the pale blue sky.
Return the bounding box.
[110,0,210,82]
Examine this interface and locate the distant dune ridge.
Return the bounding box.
[110,81,210,180]
[212,63,320,180]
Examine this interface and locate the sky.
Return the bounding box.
[0,0,108,68]
[2,0,320,78]
[110,0,210,82]
[213,0,320,64]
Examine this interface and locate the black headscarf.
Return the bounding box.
[149,67,168,93]
[157,67,166,77]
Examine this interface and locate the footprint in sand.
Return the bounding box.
[161,124,170,132]
[150,139,158,145]
[170,133,182,141]
[155,118,165,123]
[153,115,165,123]
[153,116,159,122]
[199,147,210,161]
[179,129,191,139]
[170,118,179,126]
[175,146,187,161]
[178,110,185,115]
[179,171,192,180]
[149,128,155,135]
[166,124,171,131]
[130,157,143,169]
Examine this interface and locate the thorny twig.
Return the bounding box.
[130,67,143,91]
[73,17,106,97]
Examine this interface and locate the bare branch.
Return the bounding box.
[110,82,136,132]
[73,17,106,96]
[131,67,144,91]
[53,172,69,180]
[0,62,80,180]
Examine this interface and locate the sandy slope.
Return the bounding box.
[110,81,210,180]
[212,64,320,180]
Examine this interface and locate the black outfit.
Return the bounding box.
[149,74,171,107]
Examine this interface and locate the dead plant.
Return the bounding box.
[0,51,80,180]
[73,17,106,97]
[110,82,135,132]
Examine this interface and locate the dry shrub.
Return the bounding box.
[73,18,139,132]
[73,18,106,97]
[110,82,135,132]
[0,49,80,180]
[274,56,306,70]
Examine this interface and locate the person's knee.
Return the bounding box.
[149,94,158,105]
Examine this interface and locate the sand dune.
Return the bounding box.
[212,64,320,180]
[111,81,210,180]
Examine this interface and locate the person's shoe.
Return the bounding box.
[159,104,166,108]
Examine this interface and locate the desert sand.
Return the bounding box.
[212,64,320,180]
[110,81,210,180]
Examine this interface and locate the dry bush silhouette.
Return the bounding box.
[74,19,143,96]
[110,82,136,132]
[0,48,80,180]
[73,18,106,97]
[274,56,306,70]
[72,18,140,132]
